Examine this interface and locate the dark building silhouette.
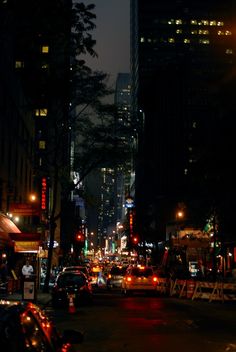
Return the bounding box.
[0,0,73,265]
[131,0,236,244]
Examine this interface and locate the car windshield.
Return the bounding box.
[57,273,86,287]
[131,267,153,277]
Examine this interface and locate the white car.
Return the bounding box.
[121,265,158,295]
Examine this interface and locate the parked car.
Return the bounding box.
[62,266,91,279]
[121,265,158,295]
[0,299,83,351]
[51,271,93,307]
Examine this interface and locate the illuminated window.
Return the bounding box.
[191,20,197,25]
[35,109,48,117]
[202,20,209,26]
[226,49,233,54]
[176,19,182,25]
[41,63,49,69]
[15,60,24,68]
[217,21,224,26]
[168,19,175,25]
[140,37,145,43]
[176,29,182,34]
[191,30,198,35]
[39,141,46,149]
[199,30,209,35]
[210,21,216,26]
[41,45,49,53]
[183,38,190,44]
[225,30,232,35]
[217,31,224,35]
[168,38,175,43]
[199,39,210,44]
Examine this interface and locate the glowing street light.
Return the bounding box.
[29,193,37,202]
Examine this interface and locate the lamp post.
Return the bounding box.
[176,210,184,243]
[212,210,217,281]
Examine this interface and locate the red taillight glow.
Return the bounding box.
[126,276,132,282]
[152,276,158,282]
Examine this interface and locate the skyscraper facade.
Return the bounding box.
[131,0,236,243]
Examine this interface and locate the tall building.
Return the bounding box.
[0,0,73,266]
[114,73,133,222]
[131,1,236,244]
[85,73,133,256]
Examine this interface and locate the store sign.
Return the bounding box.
[125,197,134,208]
[9,203,40,216]
[14,241,40,253]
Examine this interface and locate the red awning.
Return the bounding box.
[0,213,21,233]
[0,213,21,249]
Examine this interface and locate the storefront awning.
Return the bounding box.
[0,213,21,233]
[0,213,21,249]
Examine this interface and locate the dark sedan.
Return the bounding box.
[0,299,83,351]
[51,271,93,307]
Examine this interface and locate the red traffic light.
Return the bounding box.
[132,235,139,245]
[76,232,84,242]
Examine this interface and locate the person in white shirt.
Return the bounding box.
[22,260,34,278]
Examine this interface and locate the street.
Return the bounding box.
[46,289,236,352]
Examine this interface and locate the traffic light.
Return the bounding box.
[75,232,84,243]
[131,235,139,246]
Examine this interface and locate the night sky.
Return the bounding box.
[82,0,130,89]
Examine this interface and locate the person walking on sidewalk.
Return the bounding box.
[22,260,34,278]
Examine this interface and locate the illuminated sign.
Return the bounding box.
[14,241,40,253]
[41,177,47,210]
[9,203,40,216]
[125,197,134,208]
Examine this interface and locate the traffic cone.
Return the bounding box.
[68,295,76,314]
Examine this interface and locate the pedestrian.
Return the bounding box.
[22,260,34,278]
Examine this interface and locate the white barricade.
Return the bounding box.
[170,279,187,297]
[156,277,170,295]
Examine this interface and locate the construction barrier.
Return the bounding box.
[170,279,187,298]
[221,283,236,302]
[157,277,236,303]
[187,280,196,299]
[192,281,223,302]
[156,277,170,295]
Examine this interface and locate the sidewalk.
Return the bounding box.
[0,289,52,307]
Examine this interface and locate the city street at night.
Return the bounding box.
[46,289,236,352]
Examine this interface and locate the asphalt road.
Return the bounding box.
[46,289,236,352]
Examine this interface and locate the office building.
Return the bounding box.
[131,0,236,244]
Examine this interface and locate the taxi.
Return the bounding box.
[121,265,158,295]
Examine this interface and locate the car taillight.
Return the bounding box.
[152,276,158,282]
[108,274,111,279]
[126,276,132,282]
